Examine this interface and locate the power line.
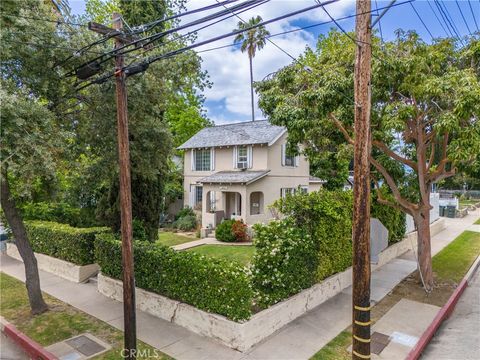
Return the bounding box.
[215,0,296,60]
[0,12,87,27]
[374,0,385,45]
[455,0,472,35]
[1,38,106,54]
[434,0,463,42]
[427,0,450,37]
[316,0,359,45]
[410,2,434,40]
[468,0,479,32]
[438,0,464,40]
[66,0,268,77]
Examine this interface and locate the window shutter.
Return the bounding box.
[210,148,215,171]
[295,154,299,167]
[233,146,237,169]
[191,150,196,171]
[189,184,195,207]
[248,145,253,168]
[281,144,285,166]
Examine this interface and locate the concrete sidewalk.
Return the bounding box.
[0,209,478,360]
[172,237,253,250]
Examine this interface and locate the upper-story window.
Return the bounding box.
[234,145,252,169]
[281,144,299,167]
[192,148,214,171]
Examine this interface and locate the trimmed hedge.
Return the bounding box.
[21,202,98,228]
[272,189,354,281]
[95,233,253,321]
[252,219,318,308]
[215,219,237,242]
[25,221,109,266]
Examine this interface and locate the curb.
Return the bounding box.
[0,317,58,360]
[406,254,480,360]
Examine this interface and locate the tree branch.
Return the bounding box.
[372,140,418,170]
[370,156,417,215]
[328,113,354,145]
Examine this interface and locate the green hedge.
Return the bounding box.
[371,192,406,244]
[25,221,109,266]
[272,189,354,281]
[95,233,253,321]
[21,202,99,228]
[252,219,318,308]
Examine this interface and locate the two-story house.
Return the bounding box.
[178,120,324,233]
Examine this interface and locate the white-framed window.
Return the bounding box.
[190,184,203,209]
[281,144,299,167]
[280,188,295,198]
[192,148,214,171]
[233,145,252,169]
[299,186,308,194]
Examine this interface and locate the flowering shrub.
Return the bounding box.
[252,219,318,308]
[216,219,249,242]
[95,233,253,321]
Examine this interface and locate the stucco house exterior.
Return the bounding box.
[178,120,324,233]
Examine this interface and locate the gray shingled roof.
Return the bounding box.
[177,120,286,149]
[198,170,270,185]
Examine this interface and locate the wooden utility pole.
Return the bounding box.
[112,13,137,359]
[352,1,372,359]
[88,14,137,358]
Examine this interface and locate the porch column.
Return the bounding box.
[240,187,247,223]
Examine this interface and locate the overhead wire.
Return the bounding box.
[426,0,449,37]
[455,0,472,35]
[437,0,464,40]
[0,12,87,27]
[374,0,385,45]
[65,0,268,77]
[410,2,434,40]
[434,0,463,43]
[467,0,479,32]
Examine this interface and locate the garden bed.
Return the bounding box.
[6,243,99,283]
[97,219,445,351]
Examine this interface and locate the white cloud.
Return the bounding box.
[179,0,354,123]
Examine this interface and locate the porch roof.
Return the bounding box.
[198,170,270,185]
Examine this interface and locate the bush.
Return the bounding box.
[215,219,236,242]
[371,192,406,244]
[273,189,353,281]
[95,233,253,321]
[173,215,197,231]
[232,220,250,242]
[175,206,195,220]
[252,219,318,308]
[24,221,109,265]
[21,202,98,228]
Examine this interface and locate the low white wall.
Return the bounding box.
[97,218,445,351]
[406,193,441,233]
[7,243,99,283]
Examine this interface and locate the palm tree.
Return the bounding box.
[234,16,270,121]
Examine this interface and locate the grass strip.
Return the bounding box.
[0,272,171,359]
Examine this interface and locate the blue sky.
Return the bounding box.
[69,0,480,125]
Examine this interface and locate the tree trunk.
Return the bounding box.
[249,55,255,122]
[0,172,48,315]
[414,208,434,291]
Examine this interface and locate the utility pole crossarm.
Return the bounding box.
[88,21,140,44]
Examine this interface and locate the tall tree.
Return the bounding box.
[234,16,270,121]
[0,0,70,313]
[256,31,480,290]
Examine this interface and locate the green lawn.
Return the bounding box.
[310,331,351,360]
[157,231,195,247]
[0,272,170,359]
[459,199,479,207]
[475,218,480,225]
[310,230,480,359]
[186,245,255,266]
[432,230,480,282]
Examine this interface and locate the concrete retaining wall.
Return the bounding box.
[97,218,445,351]
[6,243,99,283]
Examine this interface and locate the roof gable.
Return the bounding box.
[177,120,286,149]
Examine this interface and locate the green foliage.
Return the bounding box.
[24,221,109,266]
[21,202,98,228]
[232,220,250,242]
[175,207,195,220]
[273,189,354,280]
[95,234,253,321]
[252,219,318,308]
[215,220,237,242]
[173,215,197,231]
[371,192,406,244]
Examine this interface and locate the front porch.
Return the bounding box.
[197,171,270,231]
